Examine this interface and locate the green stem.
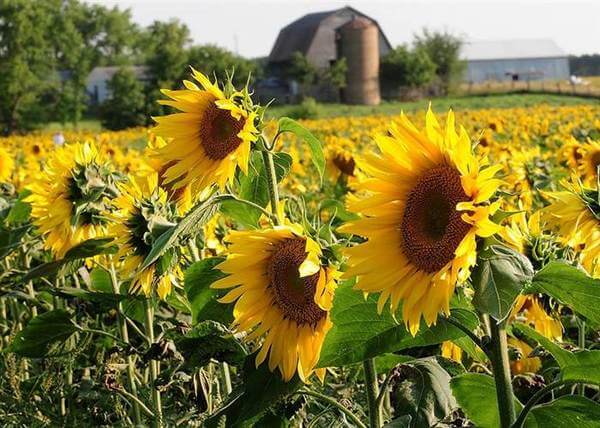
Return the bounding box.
[363,358,382,428]
[261,148,282,226]
[578,320,586,396]
[144,299,163,427]
[296,389,367,428]
[489,320,516,428]
[109,263,142,425]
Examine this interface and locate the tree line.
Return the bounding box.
[0,0,259,134]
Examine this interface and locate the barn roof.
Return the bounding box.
[462,39,567,61]
[269,6,392,63]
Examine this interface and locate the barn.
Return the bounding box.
[263,6,392,104]
[462,39,570,83]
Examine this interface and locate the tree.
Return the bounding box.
[414,29,465,94]
[380,45,436,89]
[0,0,56,135]
[186,44,261,88]
[288,52,318,87]
[99,67,146,130]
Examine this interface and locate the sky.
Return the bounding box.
[88,0,600,57]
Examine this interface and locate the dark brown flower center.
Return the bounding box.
[400,165,472,273]
[268,238,326,326]
[333,154,356,176]
[200,99,245,160]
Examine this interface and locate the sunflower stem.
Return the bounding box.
[261,147,282,226]
[363,358,383,428]
[489,319,516,428]
[109,263,142,425]
[143,299,163,427]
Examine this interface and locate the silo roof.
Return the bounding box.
[461,39,567,61]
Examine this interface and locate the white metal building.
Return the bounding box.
[461,39,570,83]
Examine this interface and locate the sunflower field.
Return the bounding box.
[1,69,600,427]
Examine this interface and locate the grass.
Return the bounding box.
[268,93,599,119]
[43,119,102,132]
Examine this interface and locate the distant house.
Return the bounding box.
[86,66,149,105]
[261,6,392,104]
[462,39,570,83]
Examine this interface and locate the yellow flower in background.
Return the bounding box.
[511,295,562,340]
[578,139,600,185]
[543,178,600,277]
[508,337,541,375]
[212,224,338,382]
[441,341,463,363]
[559,138,583,171]
[0,147,14,182]
[26,142,116,258]
[109,173,180,299]
[342,108,502,335]
[152,68,259,194]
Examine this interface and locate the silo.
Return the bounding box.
[339,17,380,105]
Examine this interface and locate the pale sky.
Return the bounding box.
[88,0,600,57]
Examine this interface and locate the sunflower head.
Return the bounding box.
[510,295,562,340]
[212,224,338,382]
[508,337,541,375]
[26,142,122,258]
[0,147,14,183]
[152,68,260,195]
[578,139,600,185]
[110,174,180,299]
[342,108,502,335]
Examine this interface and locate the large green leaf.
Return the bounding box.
[526,396,600,427]
[317,281,480,367]
[204,355,302,427]
[6,310,80,358]
[450,373,523,428]
[391,357,456,428]
[175,320,247,368]
[515,323,600,384]
[471,245,534,321]
[526,261,600,326]
[184,257,233,325]
[278,117,324,183]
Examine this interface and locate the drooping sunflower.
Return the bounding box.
[508,337,541,375]
[542,177,600,278]
[441,341,463,363]
[26,142,120,258]
[510,295,562,340]
[0,147,14,182]
[212,224,338,382]
[342,108,502,335]
[152,68,259,193]
[109,173,180,300]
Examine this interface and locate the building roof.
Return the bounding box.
[269,6,392,64]
[461,39,567,61]
[86,66,148,82]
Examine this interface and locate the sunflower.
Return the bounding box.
[0,147,14,182]
[508,337,541,375]
[559,138,583,171]
[109,173,180,299]
[441,341,463,363]
[510,295,562,340]
[341,108,502,335]
[212,224,338,382]
[152,68,259,193]
[542,178,600,277]
[578,139,600,185]
[26,142,119,258]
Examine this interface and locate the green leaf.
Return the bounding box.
[278,117,324,183]
[205,355,302,427]
[450,373,523,428]
[317,280,480,367]
[471,245,534,321]
[6,310,80,358]
[175,320,247,368]
[6,199,31,224]
[141,194,219,270]
[526,261,600,325]
[515,323,600,384]
[391,357,457,428]
[185,257,233,325]
[89,268,113,293]
[0,224,30,258]
[526,396,600,427]
[375,354,414,373]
